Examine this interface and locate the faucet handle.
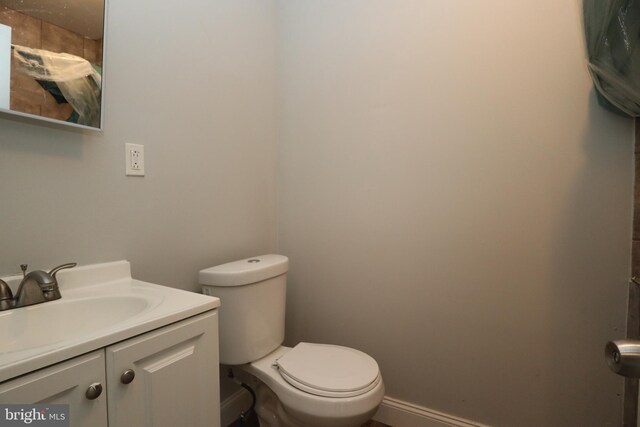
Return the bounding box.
[48,262,77,279]
[0,279,13,299]
[20,264,27,277]
[0,279,14,310]
[39,263,76,302]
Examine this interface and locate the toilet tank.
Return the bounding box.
[200,254,288,365]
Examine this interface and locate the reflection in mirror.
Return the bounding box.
[0,0,105,129]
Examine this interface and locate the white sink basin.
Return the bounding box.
[0,261,220,382]
[1,296,150,354]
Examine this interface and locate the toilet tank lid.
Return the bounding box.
[199,254,289,287]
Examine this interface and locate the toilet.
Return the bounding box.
[200,254,384,427]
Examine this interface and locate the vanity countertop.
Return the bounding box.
[0,260,220,383]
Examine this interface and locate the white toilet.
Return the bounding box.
[200,254,384,427]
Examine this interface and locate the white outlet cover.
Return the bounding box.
[125,143,145,176]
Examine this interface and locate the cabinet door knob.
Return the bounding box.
[85,382,103,400]
[121,369,136,384]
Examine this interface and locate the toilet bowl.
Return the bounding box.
[200,255,384,427]
[241,344,384,427]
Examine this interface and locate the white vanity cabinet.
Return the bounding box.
[0,311,220,427]
[0,351,108,427]
[106,311,220,427]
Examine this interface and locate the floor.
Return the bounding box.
[228,414,391,427]
[227,412,259,427]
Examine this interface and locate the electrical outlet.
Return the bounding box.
[125,143,145,176]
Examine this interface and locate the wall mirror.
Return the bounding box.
[0,0,105,130]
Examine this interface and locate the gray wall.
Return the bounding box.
[0,0,278,291]
[276,1,634,426]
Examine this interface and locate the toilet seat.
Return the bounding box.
[275,343,381,398]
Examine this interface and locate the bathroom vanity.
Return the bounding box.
[0,261,221,427]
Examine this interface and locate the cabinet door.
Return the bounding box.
[0,350,108,427]
[106,311,220,427]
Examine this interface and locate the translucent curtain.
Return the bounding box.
[584,0,640,117]
[12,45,101,127]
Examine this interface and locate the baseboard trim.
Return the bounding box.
[373,396,487,427]
[221,391,486,427]
[220,389,252,427]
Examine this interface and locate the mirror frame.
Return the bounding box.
[0,0,108,131]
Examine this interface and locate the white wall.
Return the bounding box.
[0,1,278,290]
[276,1,634,426]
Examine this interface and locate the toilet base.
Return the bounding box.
[253,382,303,427]
[250,379,378,427]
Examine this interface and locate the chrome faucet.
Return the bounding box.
[0,262,77,311]
[0,279,13,310]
